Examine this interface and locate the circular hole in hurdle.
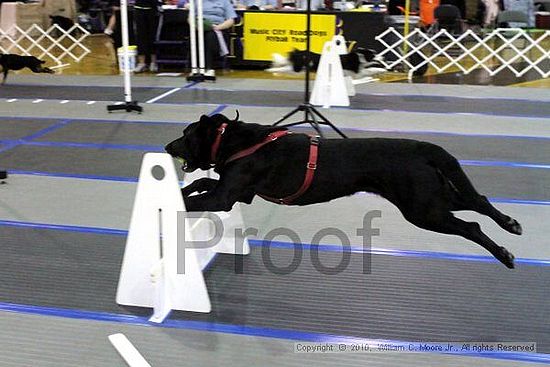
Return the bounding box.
[151,165,165,180]
[336,39,341,46]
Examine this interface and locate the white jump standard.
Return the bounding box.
[116,153,249,323]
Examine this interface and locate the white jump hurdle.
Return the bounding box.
[116,153,249,323]
[310,35,351,108]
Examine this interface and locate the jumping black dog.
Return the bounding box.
[269,47,387,78]
[288,47,379,73]
[0,54,55,84]
[165,113,522,269]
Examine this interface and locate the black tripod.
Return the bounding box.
[107,101,143,113]
[273,1,347,138]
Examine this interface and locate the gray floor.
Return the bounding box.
[0,74,549,367]
[2,312,544,367]
[1,224,548,351]
[8,74,550,101]
[2,83,550,117]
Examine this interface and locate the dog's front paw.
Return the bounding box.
[505,218,522,235]
[497,246,515,269]
[181,187,195,197]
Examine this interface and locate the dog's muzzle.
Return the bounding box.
[174,156,189,171]
[165,142,189,171]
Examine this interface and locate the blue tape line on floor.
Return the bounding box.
[23,140,165,152]
[0,301,548,364]
[0,119,72,154]
[0,115,191,125]
[208,104,228,116]
[0,139,548,170]
[21,119,72,141]
[6,170,140,182]
[5,170,550,206]
[1,219,549,266]
[2,115,550,141]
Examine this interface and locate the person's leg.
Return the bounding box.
[203,30,220,74]
[104,11,117,35]
[148,10,160,72]
[134,9,148,72]
[142,9,154,65]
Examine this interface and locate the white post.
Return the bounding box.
[188,0,205,77]
[120,0,133,103]
[188,0,198,74]
[197,0,206,74]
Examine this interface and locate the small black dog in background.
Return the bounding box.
[0,54,55,84]
[288,47,384,74]
[50,15,74,32]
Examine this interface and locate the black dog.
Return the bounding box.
[0,54,55,84]
[50,15,74,31]
[165,113,522,269]
[288,47,386,74]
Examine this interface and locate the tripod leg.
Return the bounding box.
[310,107,347,138]
[307,109,324,137]
[274,106,303,126]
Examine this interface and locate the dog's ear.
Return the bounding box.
[199,114,212,124]
[210,113,232,125]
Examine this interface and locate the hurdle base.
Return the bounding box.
[186,73,205,82]
[107,101,143,114]
[186,74,217,82]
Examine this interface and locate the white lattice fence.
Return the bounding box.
[375,27,550,79]
[0,24,91,66]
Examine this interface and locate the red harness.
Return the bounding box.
[210,123,320,205]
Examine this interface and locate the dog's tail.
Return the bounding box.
[421,142,481,198]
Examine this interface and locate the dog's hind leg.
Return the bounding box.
[425,144,522,235]
[405,210,515,268]
[1,69,7,84]
[451,193,522,235]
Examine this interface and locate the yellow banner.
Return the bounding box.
[243,12,336,61]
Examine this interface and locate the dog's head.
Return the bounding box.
[165,113,236,172]
[288,49,307,72]
[29,56,45,65]
[50,15,74,31]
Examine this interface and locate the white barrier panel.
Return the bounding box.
[310,35,351,108]
[375,27,550,80]
[0,24,90,66]
[116,153,249,323]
